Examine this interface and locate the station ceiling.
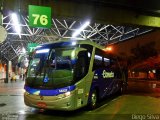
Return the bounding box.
[0,0,160,65]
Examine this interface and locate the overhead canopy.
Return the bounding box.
[0,0,159,65]
[1,0,160,27]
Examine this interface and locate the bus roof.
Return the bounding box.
[36,39,104,50]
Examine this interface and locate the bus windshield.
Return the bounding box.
[49,48,72,70]
[26,48,76,89]
[28,48,50,76]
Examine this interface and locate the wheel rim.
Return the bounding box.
[91,92,97,106]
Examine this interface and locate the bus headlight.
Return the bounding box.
[25,91,30,95]
[64,91,71,97]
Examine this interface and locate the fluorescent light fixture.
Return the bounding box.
[72,21,90,37]
[11,13,21,37]
[22,47,26,53]
[36,49,50,53]
[24,58,29,67]
[36,45,42,48]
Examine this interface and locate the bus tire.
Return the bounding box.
[88,90,97,109]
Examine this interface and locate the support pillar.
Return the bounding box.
[5,62,9,83]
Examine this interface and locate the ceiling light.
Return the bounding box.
[11,13,21,37]
[72,21,90,37]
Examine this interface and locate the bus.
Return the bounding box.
[24,39,126,111]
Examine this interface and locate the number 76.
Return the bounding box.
[32,14,48,25]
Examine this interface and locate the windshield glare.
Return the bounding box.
[49,49,73,70]
[28,48,75,77]
[28,49,49,76]
[51,56,71,69]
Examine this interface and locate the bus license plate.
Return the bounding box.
[37,102,47,108]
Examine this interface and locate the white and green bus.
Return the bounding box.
[24,39,126,111]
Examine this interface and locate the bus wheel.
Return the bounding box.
[88,90,97,109]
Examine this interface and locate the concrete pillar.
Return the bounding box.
[5,62,9,83]
[8,61,12,74]
[5,61,12,83]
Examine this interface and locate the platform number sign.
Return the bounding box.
[29,5,51,28]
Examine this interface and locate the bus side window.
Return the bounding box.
[104,57,110,67]
[93,48,103,71]
[93,55,103,71]
[74,51,89,81]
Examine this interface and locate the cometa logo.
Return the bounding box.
[102,70,114,78]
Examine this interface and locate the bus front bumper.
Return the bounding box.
[24,91,76,111]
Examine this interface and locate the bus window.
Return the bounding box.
[93,48,103,71]
[104,57,110,67]
[93,55,103,70]
[74,51,88,81]
[48,49,72,70]
[28,49,49,76]
[56,56,71,70]
[80,44,93,62]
